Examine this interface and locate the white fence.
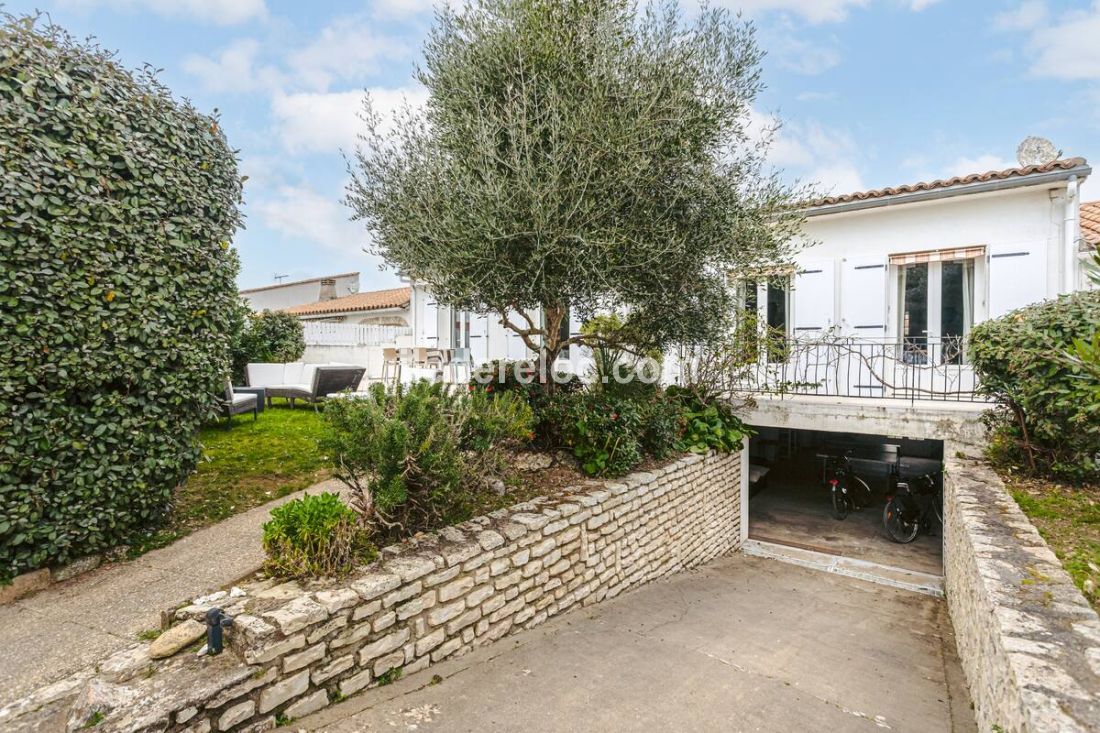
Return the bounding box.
[302,322,411,347]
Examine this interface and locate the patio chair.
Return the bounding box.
[223,379,258,425]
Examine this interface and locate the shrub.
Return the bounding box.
[637,394,686,461]
[552,393,643,477]
[470,360,582,401]
[262,493,375,578]
[322,382,533,541]
[231,309,306,383]
[667,386,749,453]
[0,15,243,580]
[970,290,1100,481]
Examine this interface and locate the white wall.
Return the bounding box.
[795,185,1074,335]
[242,273,360,311]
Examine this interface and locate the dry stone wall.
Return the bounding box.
[943,455,1100,733]
[1,450,741,732]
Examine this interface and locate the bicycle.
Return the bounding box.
[883,473,942,543]
[823,452,873,520]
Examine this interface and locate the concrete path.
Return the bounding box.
[0,478,345,706]
[296,554,976,733]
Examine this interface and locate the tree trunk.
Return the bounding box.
[539,304,567,396]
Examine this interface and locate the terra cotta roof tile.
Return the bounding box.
[283,286,412,316]
[810,157,1088,208]
[1080,200,1100,249]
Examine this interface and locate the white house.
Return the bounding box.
[408,156,1095,393]
[240,272,360,312]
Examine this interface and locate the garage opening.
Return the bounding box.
[747,427,944,576]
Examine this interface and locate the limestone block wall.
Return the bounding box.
[2,451,741,732]
[943,455,1100,733]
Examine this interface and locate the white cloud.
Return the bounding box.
[942,154,1016,177]
[271,87,428,155]
[372,0,439,18]
[254,185,363,254]
[773,35,842,75]
[747,109,866,194]
[60,0,266,25]
[909,0,944,10]
[721,0,869,24]
[182,39,283,93]
[1028,3,1100,80]
[902,151,1018,184]
[994,1,1048,30]
[288,19,411,91]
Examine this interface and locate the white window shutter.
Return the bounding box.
[988,245,1047,317]
[840,256,888,336]
[469,314,490,366]
[792,260,836,334]
[505,309,528,360]
[420,296,438,344]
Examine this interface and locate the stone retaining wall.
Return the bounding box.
[2,450,741,732]
[943,455,1100,733]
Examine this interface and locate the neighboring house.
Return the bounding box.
[1082,199,1100,287]
[240,272,360,311]
[283,286,412,327]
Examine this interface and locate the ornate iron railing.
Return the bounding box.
[729,334,985,402]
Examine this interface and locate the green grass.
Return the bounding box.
[1007,476,1100,611]
[129,403,330,555]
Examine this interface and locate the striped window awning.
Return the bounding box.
[888,245,987,266]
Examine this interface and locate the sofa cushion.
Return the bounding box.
[281,362,306,384]
[246,363,286,388]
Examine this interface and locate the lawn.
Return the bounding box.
[1007,476,1100,611]
[129,404,330,554]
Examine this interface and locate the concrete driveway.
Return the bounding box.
[294,554,975,733]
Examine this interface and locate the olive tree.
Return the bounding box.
[347,0,803,379]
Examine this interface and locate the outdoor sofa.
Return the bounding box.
[245,363,366,408]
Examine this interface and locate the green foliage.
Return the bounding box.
[0,15,243,580]
[347,0,803,364]
[637,394,686,461]
[547,393,642,477]
[666,386,748,453]
[970,290,1100,482]
[470,360,581,401]
[231,309,306,384]
[322,382,533,541]
[262,493,376,579]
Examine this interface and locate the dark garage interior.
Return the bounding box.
[747,427,945,576]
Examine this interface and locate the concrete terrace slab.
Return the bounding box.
[0,478,346,706]
[295,553,976,733]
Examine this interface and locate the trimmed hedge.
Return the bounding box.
[0,15,244,580]
[970,290,1100,482]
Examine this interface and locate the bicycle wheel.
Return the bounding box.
[851,474,873,508]
[883,500,919,543]
[831,484,850,520]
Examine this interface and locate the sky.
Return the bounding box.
[6,0,1100,291]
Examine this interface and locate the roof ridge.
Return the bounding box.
[811,157,1088,209]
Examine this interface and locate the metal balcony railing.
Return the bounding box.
[727,334,985,403]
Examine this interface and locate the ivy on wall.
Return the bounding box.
[0,14,244,580]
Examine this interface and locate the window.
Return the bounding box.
[893,250,979,364]
[739,278,789,363]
